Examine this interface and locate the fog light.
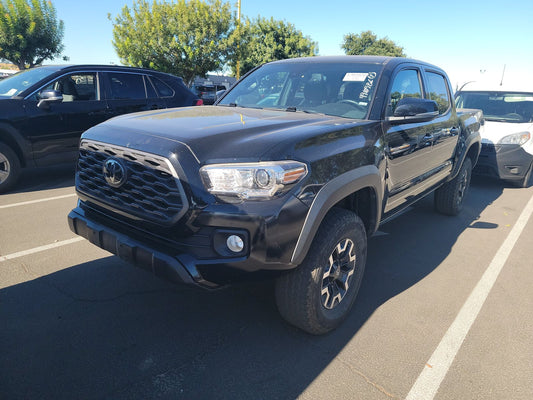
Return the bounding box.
[226,235,244,253]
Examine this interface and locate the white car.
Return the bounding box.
[456,82,533,187]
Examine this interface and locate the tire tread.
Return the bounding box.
[275,208,366,334]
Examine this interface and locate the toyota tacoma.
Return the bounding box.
[68,56,482,334]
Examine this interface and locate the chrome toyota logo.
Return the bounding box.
[103,158,127,188]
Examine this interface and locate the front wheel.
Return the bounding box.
[434,157,472,216]
[275,208,367,335]
[0,143,21,194]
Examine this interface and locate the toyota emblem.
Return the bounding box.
[103,158,127,188]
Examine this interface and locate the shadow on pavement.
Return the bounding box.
[9,164,76,194]
[0,176,507,399]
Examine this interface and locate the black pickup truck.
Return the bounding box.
[68,56,482,334]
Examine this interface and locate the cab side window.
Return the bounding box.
[108,72,146,100]
[387,69,423,116]
[425,72,450,114]
[40,73,97,102]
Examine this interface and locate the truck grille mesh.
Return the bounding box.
[76,140,187,225]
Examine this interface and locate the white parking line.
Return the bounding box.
[406,192,533,400]
[0,193,77,209]
[0,237,84,263]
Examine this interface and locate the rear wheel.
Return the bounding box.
[434,157,472,216]
[0,143,21,194]
[275,208,367,335]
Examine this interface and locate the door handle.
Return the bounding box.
[450,127,460,135]
[389,144,411,155]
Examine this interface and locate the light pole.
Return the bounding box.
[236,0,241,80]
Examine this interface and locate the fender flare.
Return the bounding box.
[449,130,481,181]
[291,165,383,265]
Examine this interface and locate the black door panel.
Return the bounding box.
[21,72,108,166]
[383,67,458,213]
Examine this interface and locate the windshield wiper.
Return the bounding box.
[220,103,260,109]
[485,117,518,122]
[285,106,322,115]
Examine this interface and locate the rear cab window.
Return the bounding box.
[425,71,451,114]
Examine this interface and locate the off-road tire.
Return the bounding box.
[275,208,367,335]
[434,157,472,216]
[0,143,21,194]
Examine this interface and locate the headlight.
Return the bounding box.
[498,131,530,146]
[200,161,308,200]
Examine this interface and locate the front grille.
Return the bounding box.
[76,139,188,225]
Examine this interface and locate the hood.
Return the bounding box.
[481,120,533,144]
[83,106,364,162]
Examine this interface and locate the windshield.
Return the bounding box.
[219,61,382,119]
[456,91,533,123]
[0,67,58,97]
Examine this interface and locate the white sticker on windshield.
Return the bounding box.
[504,96,533,102]
[343,73,368,82]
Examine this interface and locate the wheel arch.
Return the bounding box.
[450,131,481,181]
[0,122,30,168]
[291,165,383,265]
[466,141,480,167]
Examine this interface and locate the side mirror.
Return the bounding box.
[214,89,226,103]
[37,90,63,109]
[387,98,439,123]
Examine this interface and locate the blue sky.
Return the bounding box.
[52,0,533,89]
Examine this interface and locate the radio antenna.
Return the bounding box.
[499,64,506,86]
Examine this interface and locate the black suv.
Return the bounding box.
[0,65,202,192]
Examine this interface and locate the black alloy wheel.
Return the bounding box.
[321,238,357,310]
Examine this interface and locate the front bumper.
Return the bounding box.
[474,143,533,181]
[68,190,309,287]
[68,207,220,289]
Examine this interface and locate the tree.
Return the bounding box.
[228,16,318,77]
[0,0,65,69]
[111,0,233,86]
[342,30,405,57]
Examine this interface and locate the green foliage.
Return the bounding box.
[342,30,405,57]
[228,16,318,77]
[0,0,65,69]
[111,0,233,86]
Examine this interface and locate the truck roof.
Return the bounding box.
[269,55,442,70]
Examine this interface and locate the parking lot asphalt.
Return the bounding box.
[1,167,532,400]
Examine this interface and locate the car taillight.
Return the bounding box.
[195,99,204,106]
